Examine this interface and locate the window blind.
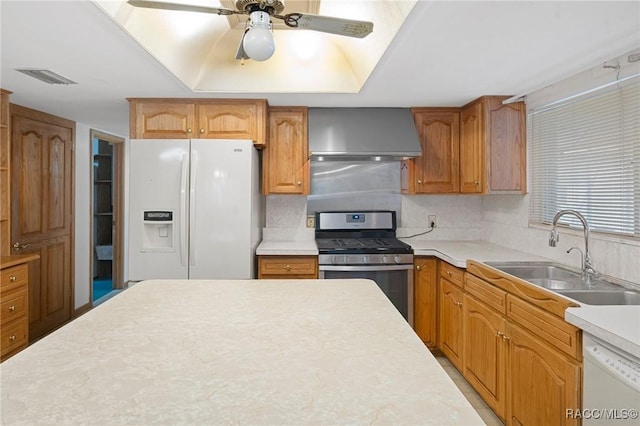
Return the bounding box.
[528,77,640,238]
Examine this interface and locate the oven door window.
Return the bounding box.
[322,270,409,320]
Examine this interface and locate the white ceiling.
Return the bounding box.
[1,1,639,138]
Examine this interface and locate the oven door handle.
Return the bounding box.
[319,265,413,272]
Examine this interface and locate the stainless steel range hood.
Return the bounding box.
[308,108,422,161]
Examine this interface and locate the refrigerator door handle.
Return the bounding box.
[180,153,189,267]
[189,150,198,266]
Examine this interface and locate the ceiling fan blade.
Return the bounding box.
[127,0,240,16]
[235,28,250,60]
[278,13,373,38]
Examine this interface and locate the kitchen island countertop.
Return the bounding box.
[0,279,483,425]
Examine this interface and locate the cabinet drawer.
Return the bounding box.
[506,295,581,360]
[259,256,318,278]
[440,262,464,287]
[1,264,28,293]
[0,288,27,326]
[1,319,28,358]
[465,273,507,314]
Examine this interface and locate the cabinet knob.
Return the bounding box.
[474,180,479,185]
[497,331,505,337]
[447,271,453,276]
[455,301,463,307]
[199,128,205,134]
[416,265,421,271]
[186,128,192,134]
[417,179,422,184]
[9,275,17,282]
[284,265,291,271]
[9,335,16,342]
[502,335,510,342]
[8,305,16,312]
[297,181,302,186]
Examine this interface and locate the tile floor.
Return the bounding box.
[435,355,504,426]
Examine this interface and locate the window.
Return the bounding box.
[529,77,640,238]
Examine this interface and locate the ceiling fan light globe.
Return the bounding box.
[243,28,275,61]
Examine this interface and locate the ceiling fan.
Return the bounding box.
[127,0,374,61]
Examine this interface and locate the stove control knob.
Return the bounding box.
[382,255,389,264]
[394,255,402,264]
[362,255,369,264]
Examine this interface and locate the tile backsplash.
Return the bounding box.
[265,194,640,284]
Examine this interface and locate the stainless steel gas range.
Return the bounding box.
[315,210,414,325]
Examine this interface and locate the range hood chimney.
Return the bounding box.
[308,108,422,161]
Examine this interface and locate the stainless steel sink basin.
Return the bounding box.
[555,290,640,305]
[485,261,640,305]
[485,261,581,281]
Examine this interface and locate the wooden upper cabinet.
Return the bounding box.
[263,107,309,195]
[131,101,196,139]
[129,99,267,146]
[402,108,460,194]
[460,96,526,194]
[197,100,267,146]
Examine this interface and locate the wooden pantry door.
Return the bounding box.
[11,105,74,341]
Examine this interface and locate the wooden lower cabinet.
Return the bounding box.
[258,255,318,279]
[457,264,582,426]
[463,294,508,421]
[1,255,37,361]
[508,323,581,426]
[438,278,464,371]
[413,257,438,349]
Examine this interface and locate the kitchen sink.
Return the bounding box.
[485,261,581,281]
[485,261,640,305]
[555,289,640,305]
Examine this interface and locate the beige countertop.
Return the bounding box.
[565,305,640,358]
[401,239,548,267]
[0,279,483,425]
[256,239,318,255]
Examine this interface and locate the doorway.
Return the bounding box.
[90,130,124,304]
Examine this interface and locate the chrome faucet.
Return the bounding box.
[549,209,598,285]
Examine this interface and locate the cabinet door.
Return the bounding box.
[0,89,10,256]
[414,257,437,348]
[439,278,464,371]
[508,323,581,426]
[132,102,195,139]
[463,295,507,421]
[197,101,266,144]
[411,109,460,193]
[485,98,526,193]
[459,100,484,193]
[263,107,309,194]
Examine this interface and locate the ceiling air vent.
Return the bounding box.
[15,69,77,85]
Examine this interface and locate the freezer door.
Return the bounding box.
[189,140,255,279]
[129,139,189,280]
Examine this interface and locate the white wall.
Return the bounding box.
[74,123,92,309]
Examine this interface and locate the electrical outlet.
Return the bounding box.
[306,215,315,228]
[428,215,437,228]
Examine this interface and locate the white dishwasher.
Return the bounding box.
[583,333,640,425]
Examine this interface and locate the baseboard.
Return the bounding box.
[74,302,92,318]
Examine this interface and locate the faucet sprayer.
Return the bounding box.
[549,209,598,285]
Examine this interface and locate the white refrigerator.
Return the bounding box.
[128,139,263,281]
